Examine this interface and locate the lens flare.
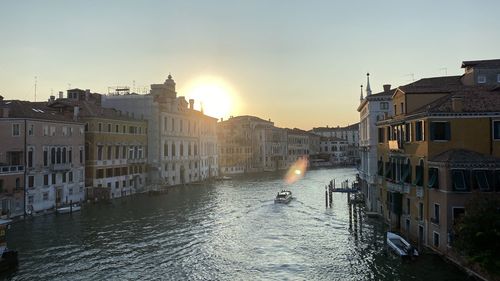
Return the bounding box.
[284,158,309,184]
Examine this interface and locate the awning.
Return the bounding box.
[474,170,490,190]
[428,168,438,188]
[452,170,467,191]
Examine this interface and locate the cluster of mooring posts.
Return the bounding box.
[325,178,365,237]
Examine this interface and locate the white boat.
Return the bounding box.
[274,190,293,204]
[386,232,418,257]
[57,204,81,214]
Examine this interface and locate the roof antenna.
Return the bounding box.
[34,76,37,102]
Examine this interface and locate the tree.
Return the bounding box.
[453,193,500,275]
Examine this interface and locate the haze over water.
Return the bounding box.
[4,168,471,280]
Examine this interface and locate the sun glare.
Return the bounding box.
[183,76,237,119]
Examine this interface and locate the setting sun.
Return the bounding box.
[182,76,238,120]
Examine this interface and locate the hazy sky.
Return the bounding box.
[1,1,499,129]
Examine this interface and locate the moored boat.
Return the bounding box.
[0,220,18,271]
[274,190,293,204]
[56,204,81,214]
[386,232,418,257]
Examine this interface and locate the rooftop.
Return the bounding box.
[461,59,500,68]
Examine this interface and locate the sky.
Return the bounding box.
[1,1,499,130]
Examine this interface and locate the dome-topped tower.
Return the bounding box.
[164,73,176,92]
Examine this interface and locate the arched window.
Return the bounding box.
[15,178,20,188]
[51,147,56,164]
[194,144,198,156]
[164,143,168,157]
[62,147,67,163]
[56,148,62,164]
[172,143,176,156]
[188,143,191,156]
[180,143,184,156]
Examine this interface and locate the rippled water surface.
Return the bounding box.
[4,168,472,280]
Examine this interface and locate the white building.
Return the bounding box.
[102,74,218,186]
[311,123,359,164]
[357,73,394,212]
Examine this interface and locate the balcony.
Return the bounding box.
[51,163,71,171]
[386,180,410,194]
[0,165,24,174]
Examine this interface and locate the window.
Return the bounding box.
[402,160,411,184]
[452,170,469,191]
[172,143,176,156]
[497,74,500,83]
[378,128,385,143]
[400,102,404,114]
[43,192,49,201]
[12,124,20,136]
[419,202,424,220]
[44,149,48,166]
[44,174,49,186]
[80,147,83,164]
[477,75,486,84]
[69,172,73,182]
[43,125,49,136]
[62,173,66,183]
[428,168,439,189]
[115,182,119,189]
[115,146,120,159]
[52,173,56,184]
[164,143,168,157]
[107,146,112,160]
[404,123,411,142]
[28,196,34,205]
[28,124,34,136]
[97,145,103,161]
[28,148,34,168]
[98,123,102,132]
[107,123,111,132]
[433,232,440,248]
[406,198,410,215]
[62,126,68,136]
[380,102,389,110]
[433,204,440,224]
[473,170,490,191]
[96,169,104,179]
[50,126,56,136]
[377,158,384,176]
[493,121,500,140]
[414,160,424,186]
[430,121,450,141]
[415,121,424,141]
[28,176,34,188]
[85,123,89,132]
[115,124,119,133]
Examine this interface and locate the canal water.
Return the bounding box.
[4,168,472,280]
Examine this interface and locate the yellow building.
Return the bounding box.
[49,90,148,200]
[376,59,500,255]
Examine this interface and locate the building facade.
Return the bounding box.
[0,98,85,217]
[311,123,360,165]
[357,74,394,212]
[102,75,218,186]
[376,59,500,256]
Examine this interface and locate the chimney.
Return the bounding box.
[58,91,64,99]
[189,99,195,109]
[383,84,391,92]
[49,95,55,102]
[451,96,464,112]
[73,106,79,121]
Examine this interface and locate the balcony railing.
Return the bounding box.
[386,181,410,194]
[51,163,71,171]
[0,165,25,174]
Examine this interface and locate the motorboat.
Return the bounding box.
[386,232,418,257]
[215,176,232,181]
[0,220,18,271]
[57,204,81,214]
[274,190,293,204]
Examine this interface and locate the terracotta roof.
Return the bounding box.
[411,88,500,114]
[429,149,500,163]
[0,100,79,122]
[398,76,462,94]
[47,99,146,122]
[461,59,500,68]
